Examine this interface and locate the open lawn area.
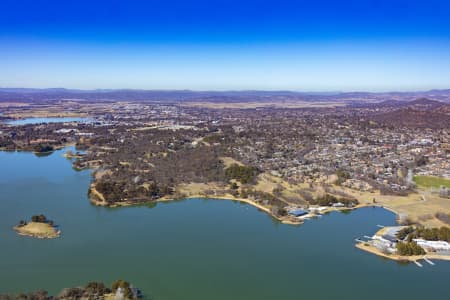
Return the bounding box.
[414,175,450,189]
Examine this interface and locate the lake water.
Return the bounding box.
[0,148,448,299]
[6,117,90,125]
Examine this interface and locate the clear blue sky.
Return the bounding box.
[1,0,450,91]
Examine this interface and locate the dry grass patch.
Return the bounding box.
[220,156,244,168]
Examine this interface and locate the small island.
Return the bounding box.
[14,214,61,239]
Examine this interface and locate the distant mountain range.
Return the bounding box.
[1,88,450,103]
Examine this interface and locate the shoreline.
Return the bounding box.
[88,185,388,225]
[355,202,401,218]
[160,195,305,225]
[13,222,61,239]
[88,184,305,225]
[0,142,76,154]
[355,242,450,262]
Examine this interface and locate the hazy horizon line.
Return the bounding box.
[1,87,450,94]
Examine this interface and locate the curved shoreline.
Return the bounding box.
[159,195,305,225]
[88,184,305,225]
[0,142,76,154]
[88,185,389,225]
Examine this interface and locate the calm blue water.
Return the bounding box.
[0,148,448,299]
[6,117,90,125]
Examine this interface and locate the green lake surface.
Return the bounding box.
[0,147,448,299]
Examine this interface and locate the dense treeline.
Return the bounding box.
[309,194,358,207]
[225,164,259,184]
[0,279,141,300]
[33,144,54,153]
[396,226,415,240]
[335,169,351,185]
[94,180,172,203]
[151,145,226,185]
[95,180,128,203]
[396,226,450,242]
[413,227,450,242]
[31,214,48,223]
[396,241,426,256]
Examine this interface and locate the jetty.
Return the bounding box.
[413,260,423,268]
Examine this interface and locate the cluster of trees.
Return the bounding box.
[0,137,14,149]
[33,144,54,153]
[17,220,27,227]
[378,184,410,196]
[396,241,426,256]
[396,226,415,240]
[112,280,134,299]
[60,280,138,299]
[415,155,429,167]
[94,180,128,203]
[309,194,358,207]
[397,226,450,242]
[335,169,351,185]
[203,134,224,143]
[94,179,173,203]
[146,182,173,199]
[0,280,141,300]
[225,164,259,184]
[414,226,450,242]
[151,146,226,185]
[31,214,49,223]
[239,187,287,215]
[84,281,108,295]
[276,207,288,216]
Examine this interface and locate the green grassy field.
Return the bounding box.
[414,175,450,189]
